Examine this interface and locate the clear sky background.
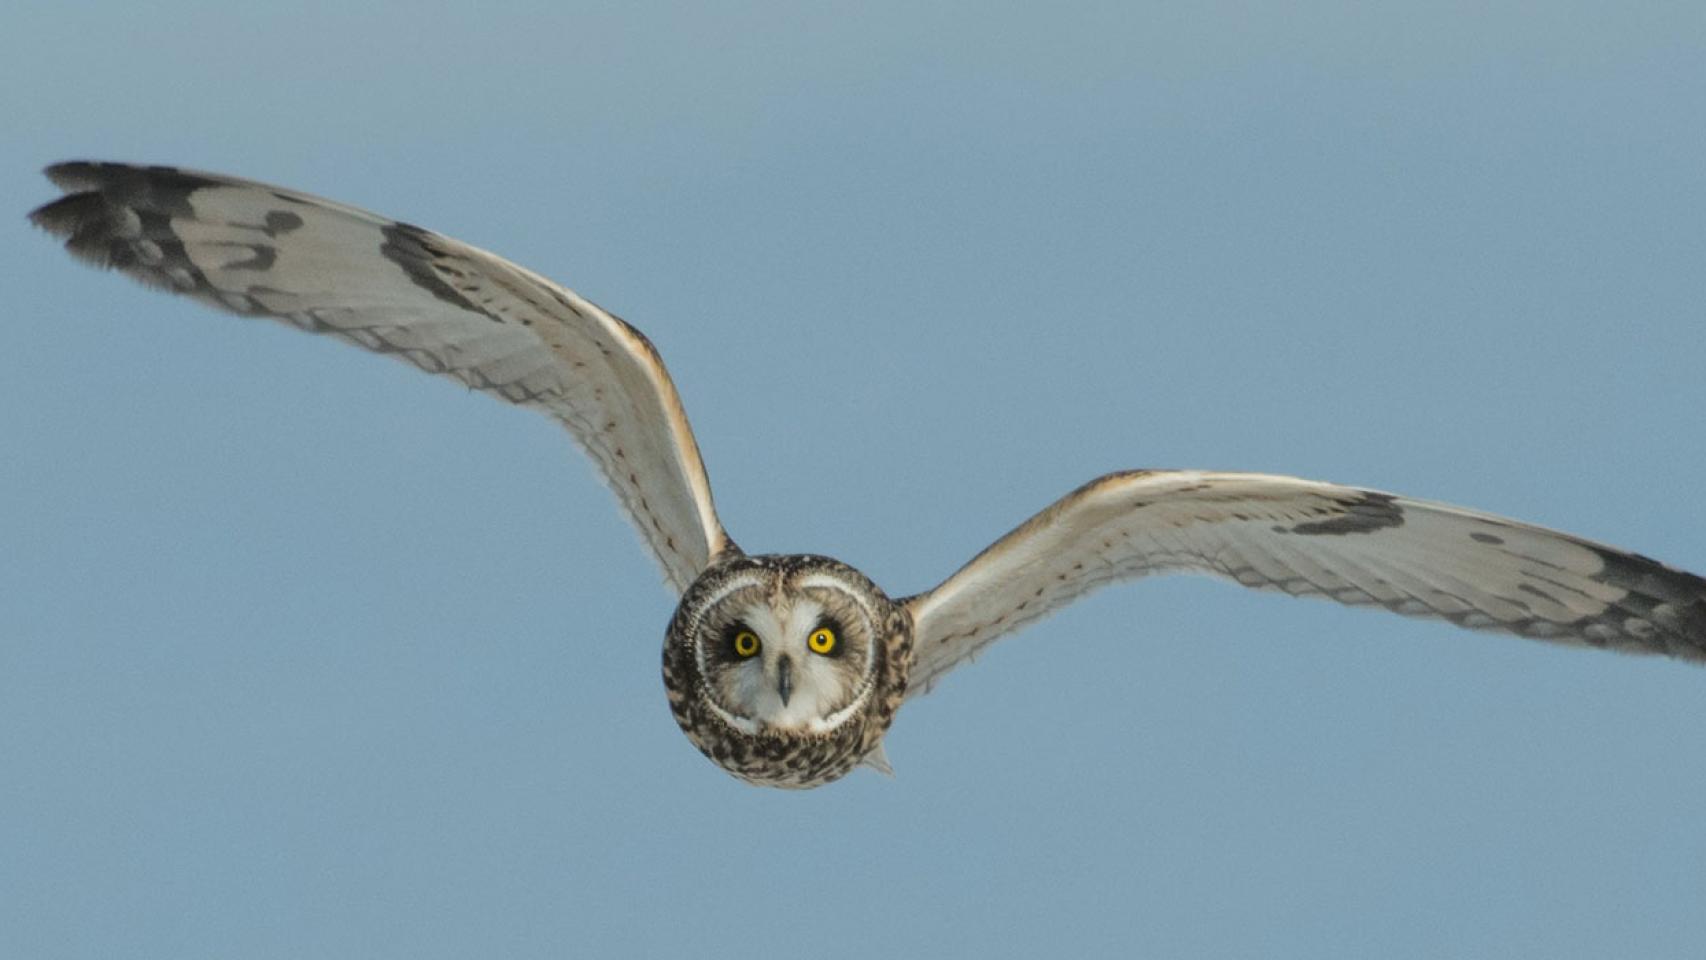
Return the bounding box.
[3,3,1704,958]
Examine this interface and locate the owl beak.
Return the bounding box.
[776,655,794,707]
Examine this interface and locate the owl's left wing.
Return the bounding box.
[31,162,734,592]
[902,470,1706,697]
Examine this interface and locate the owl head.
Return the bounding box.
[662,553,911,787]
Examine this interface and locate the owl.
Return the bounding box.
[30,162,1706,788]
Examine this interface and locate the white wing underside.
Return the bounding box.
[904,471,1706,697]
[31,162,732,592]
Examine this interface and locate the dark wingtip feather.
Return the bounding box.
[31,162,115,259]
[29,161,227,296]
[53,161,224,197]
[43,160,108,191]
[27,191,128,268]
[28,190,93,234]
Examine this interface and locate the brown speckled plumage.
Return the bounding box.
[662,553,911,788]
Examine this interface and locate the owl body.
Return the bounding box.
[661,553,912,787]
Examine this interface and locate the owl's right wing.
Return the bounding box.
[902,470,1706,698]
[31,162,735,593]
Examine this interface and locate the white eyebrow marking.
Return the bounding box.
[690,572,768,685]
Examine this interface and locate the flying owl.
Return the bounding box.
[30,162,1706,788]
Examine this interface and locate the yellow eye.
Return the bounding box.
[732,630,761,658]
[808,626,838,655]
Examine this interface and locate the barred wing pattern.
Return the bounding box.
[903,471,1706,696]
[31,162,732,592]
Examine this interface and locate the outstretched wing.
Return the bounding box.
[30,161,734,593]
[903,470,1706,696]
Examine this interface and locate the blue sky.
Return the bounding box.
[4,3,1704,957]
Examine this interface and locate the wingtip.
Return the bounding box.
[26,188,145,272]
[27,191,86,235]
[36,161,226,205]
[30,163,110,244]
[41,160,107,192]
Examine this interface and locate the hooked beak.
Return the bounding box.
[776,655,794,707]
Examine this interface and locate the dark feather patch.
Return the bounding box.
[379,222,504,323]
[42,162,215,216]
[1286,491,1404,536]
[1583,546,1706,658]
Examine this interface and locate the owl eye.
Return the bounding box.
[732,629,761,658]
[807,626,839,656]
